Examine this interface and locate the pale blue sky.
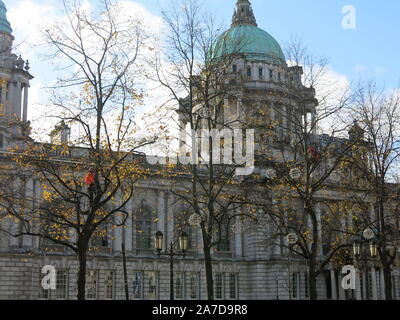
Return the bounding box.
[5,0,399,87]
[3,0,399,132]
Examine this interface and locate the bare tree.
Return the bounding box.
[0,0,155,300]
[342,81,400,299]
[255,38,357,300]
[147,0,253,300]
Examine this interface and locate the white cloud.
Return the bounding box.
[6,0,166,141]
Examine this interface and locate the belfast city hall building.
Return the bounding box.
[0,0,399,300]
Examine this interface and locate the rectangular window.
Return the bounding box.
[278,72,281,81]
[136,202,153,249]
[217,219,231,252]
[247,67,252,77]
[39,269,50,299]
[229,273,238,299]
[56,269,68,299]
[259,67,263,77]
[146,271,158,300]
[232,64,237,73]
[189,273,199,299]
[86,270,98,299]
[104,270,114,299]
[292,272,299,299]
[133,272,143,299]
[269,69,273,80]
[175,272,184,299]
[215,273,224,299]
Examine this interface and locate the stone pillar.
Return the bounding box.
[124,197,133,251]
[22,84,28,121]
[234,211,243,258]
[15,82,22,119]
[380,269,386,300]
[371,267,378,300]
[0,80,6,115]
[113,191,123,252]
[22,178,33,248]
[356,269,362,300]
[166,193,175,244]
[330,269,337,300]
[32,179,40,248]
[7,81,14,117]
[361,271,366,300]
[282,105,287,138]
[179,119,188,156]
[157,190,166,242]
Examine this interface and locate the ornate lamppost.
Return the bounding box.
[352,228,378,300]
[154,231,189,300]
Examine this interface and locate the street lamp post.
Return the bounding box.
[154,231,189,300]
[352,229,378,300]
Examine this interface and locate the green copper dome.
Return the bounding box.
[0,1,12,34]
[212,25,285,65]
[211,0,285,65]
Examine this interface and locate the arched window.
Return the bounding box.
[135,200,153,249]
[247,67,252,77]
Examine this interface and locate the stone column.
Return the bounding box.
[356,269,362,300]
[22,84,28,122]
[166,193,175,245]
[22,178,33,248]
[371,267,378,300]
[15,82,22,119]
[234,211,243,258]
[0,80,6,115]
[124,197,133,251]
[380,268,386,300]
[282,105,287,138]
[7,81,14,117]
[179,119,188,157]
[32,179,40,248]
[157,190,166,241]
[113,191,123,252]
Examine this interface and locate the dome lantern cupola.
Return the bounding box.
[232,0,257,27]
[211,0,286,65]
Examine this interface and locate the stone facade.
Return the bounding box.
[0,0,399,301]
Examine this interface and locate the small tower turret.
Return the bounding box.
[0,0,34,148]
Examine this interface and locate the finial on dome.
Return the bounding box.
[232,0,257,27]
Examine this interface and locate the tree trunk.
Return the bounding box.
[382,262,393,300]
[77,241,88,300]
[203,245,214,300]
[308,265,318,300]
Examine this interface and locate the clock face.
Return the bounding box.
[231,222,245,234]
[287,233,298,245]
[290,168,301,180]
[363,228,374,240]
[188,214,201,227]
